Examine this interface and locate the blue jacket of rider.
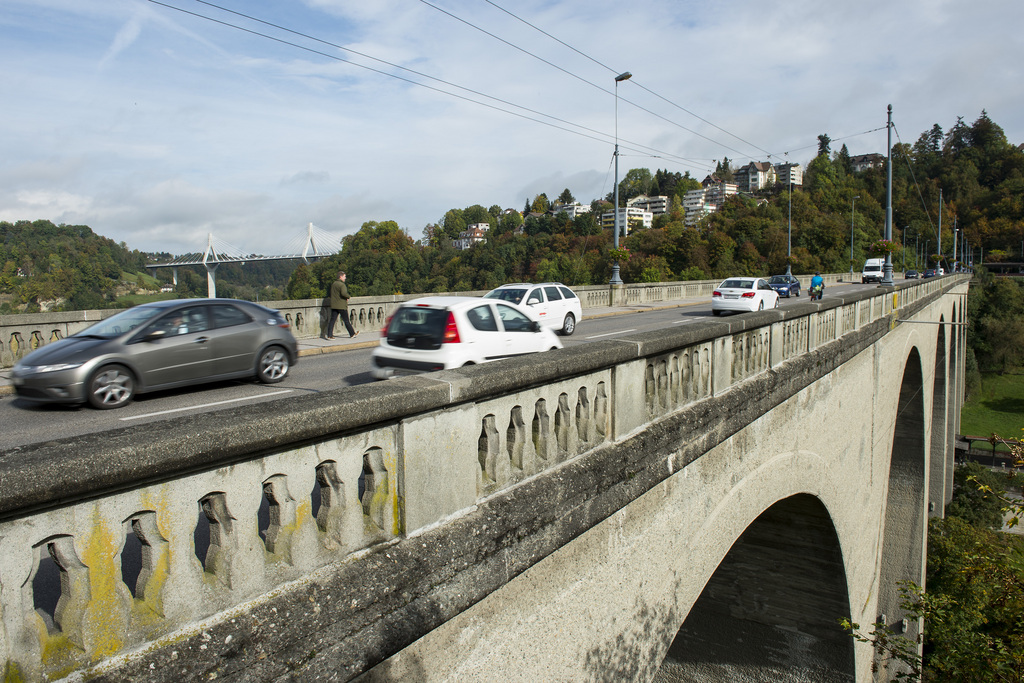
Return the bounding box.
[811,274,824,289]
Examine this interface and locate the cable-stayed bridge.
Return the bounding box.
[146,223,342,298]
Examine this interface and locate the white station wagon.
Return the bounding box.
[484,282,583,335]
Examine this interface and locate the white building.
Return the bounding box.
[626,195,669,215]
[774,162,803,187]
[552,202,591,219]
[600,207,653,234]
[454,223,489,250]
[683,178,739,226]
[732,162,777,193]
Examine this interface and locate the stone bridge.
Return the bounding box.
[0,275,967,682]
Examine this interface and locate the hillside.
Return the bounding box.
[0,220,295,313]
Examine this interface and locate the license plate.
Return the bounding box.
[725,294,738,299]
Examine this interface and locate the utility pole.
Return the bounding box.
[882,105,894,285]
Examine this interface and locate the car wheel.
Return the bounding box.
[257,346,290,383]
[712,310,721,316]
[561,313,576,336]
[88,364,135,409]
[774,297,780,308]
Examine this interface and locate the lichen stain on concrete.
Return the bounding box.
[83,506,125,659]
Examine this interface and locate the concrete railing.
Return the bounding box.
[0,275,857,368]
[0,274,965,681]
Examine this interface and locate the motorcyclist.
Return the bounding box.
[810,272,824,299]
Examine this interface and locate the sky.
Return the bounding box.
[2,0,1022,258]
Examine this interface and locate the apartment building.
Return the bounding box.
[600,206,654,234]
[626,194,669,215]
[682,177,739,226]
[552,202,592,219]
[775,162,803,187]
[732,162,777,193]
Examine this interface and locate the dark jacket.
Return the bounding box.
[329,280,350,310]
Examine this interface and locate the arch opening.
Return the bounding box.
[875,347,927,680]
[655,494,855,682]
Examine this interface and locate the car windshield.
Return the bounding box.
[768,276,790,284]
[720,279,752,289]
[485,288,527,304]
[74,306,165,338]
[865,265,881,272]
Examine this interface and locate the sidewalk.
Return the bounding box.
[0,297,705,397]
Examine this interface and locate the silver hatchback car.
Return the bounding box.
[11,299,298,409]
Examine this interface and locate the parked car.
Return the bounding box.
[711,277,780,315]
[370,296,562,379]
[11,299,297,409]
[767,274,801,298]
[484,282,582,335]
[904,270,919,279]
[922,269,937,278]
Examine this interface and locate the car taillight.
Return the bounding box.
[381,314,393,338]
[442,312,460,344]
[741,292,756,298]
[712,290,721,297]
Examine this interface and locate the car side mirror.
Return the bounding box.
[143,329,167,342]
[530,321,541,332]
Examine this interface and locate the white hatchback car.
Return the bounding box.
[484,283,583,335]
[370,296,563,379]
[711,277,780,315]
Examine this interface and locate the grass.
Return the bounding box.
[961,371,1024,453]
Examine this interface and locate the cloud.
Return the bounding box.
[0,0,1021,258]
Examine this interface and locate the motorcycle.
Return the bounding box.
[809,283,824,301]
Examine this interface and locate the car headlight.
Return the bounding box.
[25,362,84,374]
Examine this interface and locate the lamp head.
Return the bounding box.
[615,71,632,82]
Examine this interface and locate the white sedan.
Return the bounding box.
[711,277,780,315]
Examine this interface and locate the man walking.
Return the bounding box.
[325,271,358,339]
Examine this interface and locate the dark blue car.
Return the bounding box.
[767,274,801,298]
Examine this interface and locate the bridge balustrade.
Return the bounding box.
[0,276,967,681]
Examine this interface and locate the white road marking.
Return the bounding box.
[119,390,293,421]
[586,329,637,339]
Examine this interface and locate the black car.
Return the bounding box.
[904,270,919,279]
[766,274,801,298]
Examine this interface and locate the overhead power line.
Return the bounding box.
[480,0,778,159]
[150,0,709,171]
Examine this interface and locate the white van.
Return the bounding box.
[861,258,884,284]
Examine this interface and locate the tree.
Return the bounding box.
[556,188,575,205]
[530,193,550,213]
[817,133,832,158]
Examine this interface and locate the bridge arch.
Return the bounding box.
[929,318,948,517]
[875,346,927,678]
[655,493,855,682]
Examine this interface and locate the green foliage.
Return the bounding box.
[946,462,1009,529]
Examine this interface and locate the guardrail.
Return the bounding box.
[0,275,965,681]
[0,275,855,368]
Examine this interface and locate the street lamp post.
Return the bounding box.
[882,105,894,285]
[902,226,907,272]
[609,71,632,285]
[786,177,793,276]
[850,195,859,281]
